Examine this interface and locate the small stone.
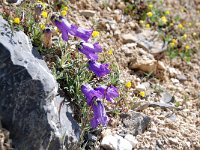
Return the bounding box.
[156,140,163,150]
[87,133,97,142]
[168,67,180,77]
[160,92,175,103]
[171,78,180,84]
[124,134,138,148]
[166,113,176,122]
[101,129,112,138]
[157,61,166,70]
[101,134,132,150]
[136,84,146,91]
[117,2,126,10]
[197,77,200,83]
[79,10,96,18]
[168,137,179,145]
[176,74,187,81]
[121,33,135,44]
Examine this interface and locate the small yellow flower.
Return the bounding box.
[185,45,190,50]
[147,12,153,17]
[161,16,167,24]
[165,10,170,15]
[172,39,177,44]
[170,23,174,26]
[178,24,183,29]
[107,49,113,55]
[183,34,187,39]
[54,27,59,33]
[41,11,48,18]
[92,31,100,38]
[14,18,20,24]
[145,24,150,28]
[63,6,68,11]
[192,32,197,37]
[61,10,67,16]
[40,24,45,30]
[125,81,132,88]
[139,91,145,97]
[170,42,175,48]
[148,4,153,9]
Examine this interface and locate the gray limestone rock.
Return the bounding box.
[0,15,80,150]
[120,111,150,136]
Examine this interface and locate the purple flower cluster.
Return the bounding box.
[81,84,119,128]
[51,15,119,128]
[51,15,110,78]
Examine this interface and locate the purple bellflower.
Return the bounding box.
[88,61,110,77]
[51,16,74,41]
[81,84,119,128]
[78,42,102,61]
[95,85,119,103]
[71,25,93,42]
[81,84,102,106]
[51,15,93,42]
[90,101,109,128]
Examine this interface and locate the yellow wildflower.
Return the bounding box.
[178,24,183,29]
[148,4,153,9]
[170,23,174,26]
[188,23,192,27]
[63,6,68,11]
[125,81,132,88]
[185,45,190,50]
[145,24,150,28]
[172,39,177,44]
[192,32,197,37]
[13,18,20,24]
[41,11,48,18]
[165,10,170,15]
[161,16,167,24]
[139,91,145,97]
[147,12,153,17]
[183,34,187,39]
[61,10,67,16]
[40,24,45,30]
[170,42,175,48]
[170,39,177,48]
[54,27,59,33]
[92,31,100,38]
[108,49,113,55]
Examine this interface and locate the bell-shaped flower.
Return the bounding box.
[95,85,119,103]
[71,25,93,42]
[90,100,109,128]
[78,42,102,61]
[81,84,102,106]
[81,42,102,53]
[88,61,110,77]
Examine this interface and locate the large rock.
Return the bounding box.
[128,48,157,73]
[0,16,80,149]
[120,111,150,136]
[101,134,132,150]
[121,30,167,54]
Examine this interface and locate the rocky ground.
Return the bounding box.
[68,0,200,149]
[0,0,200,149]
